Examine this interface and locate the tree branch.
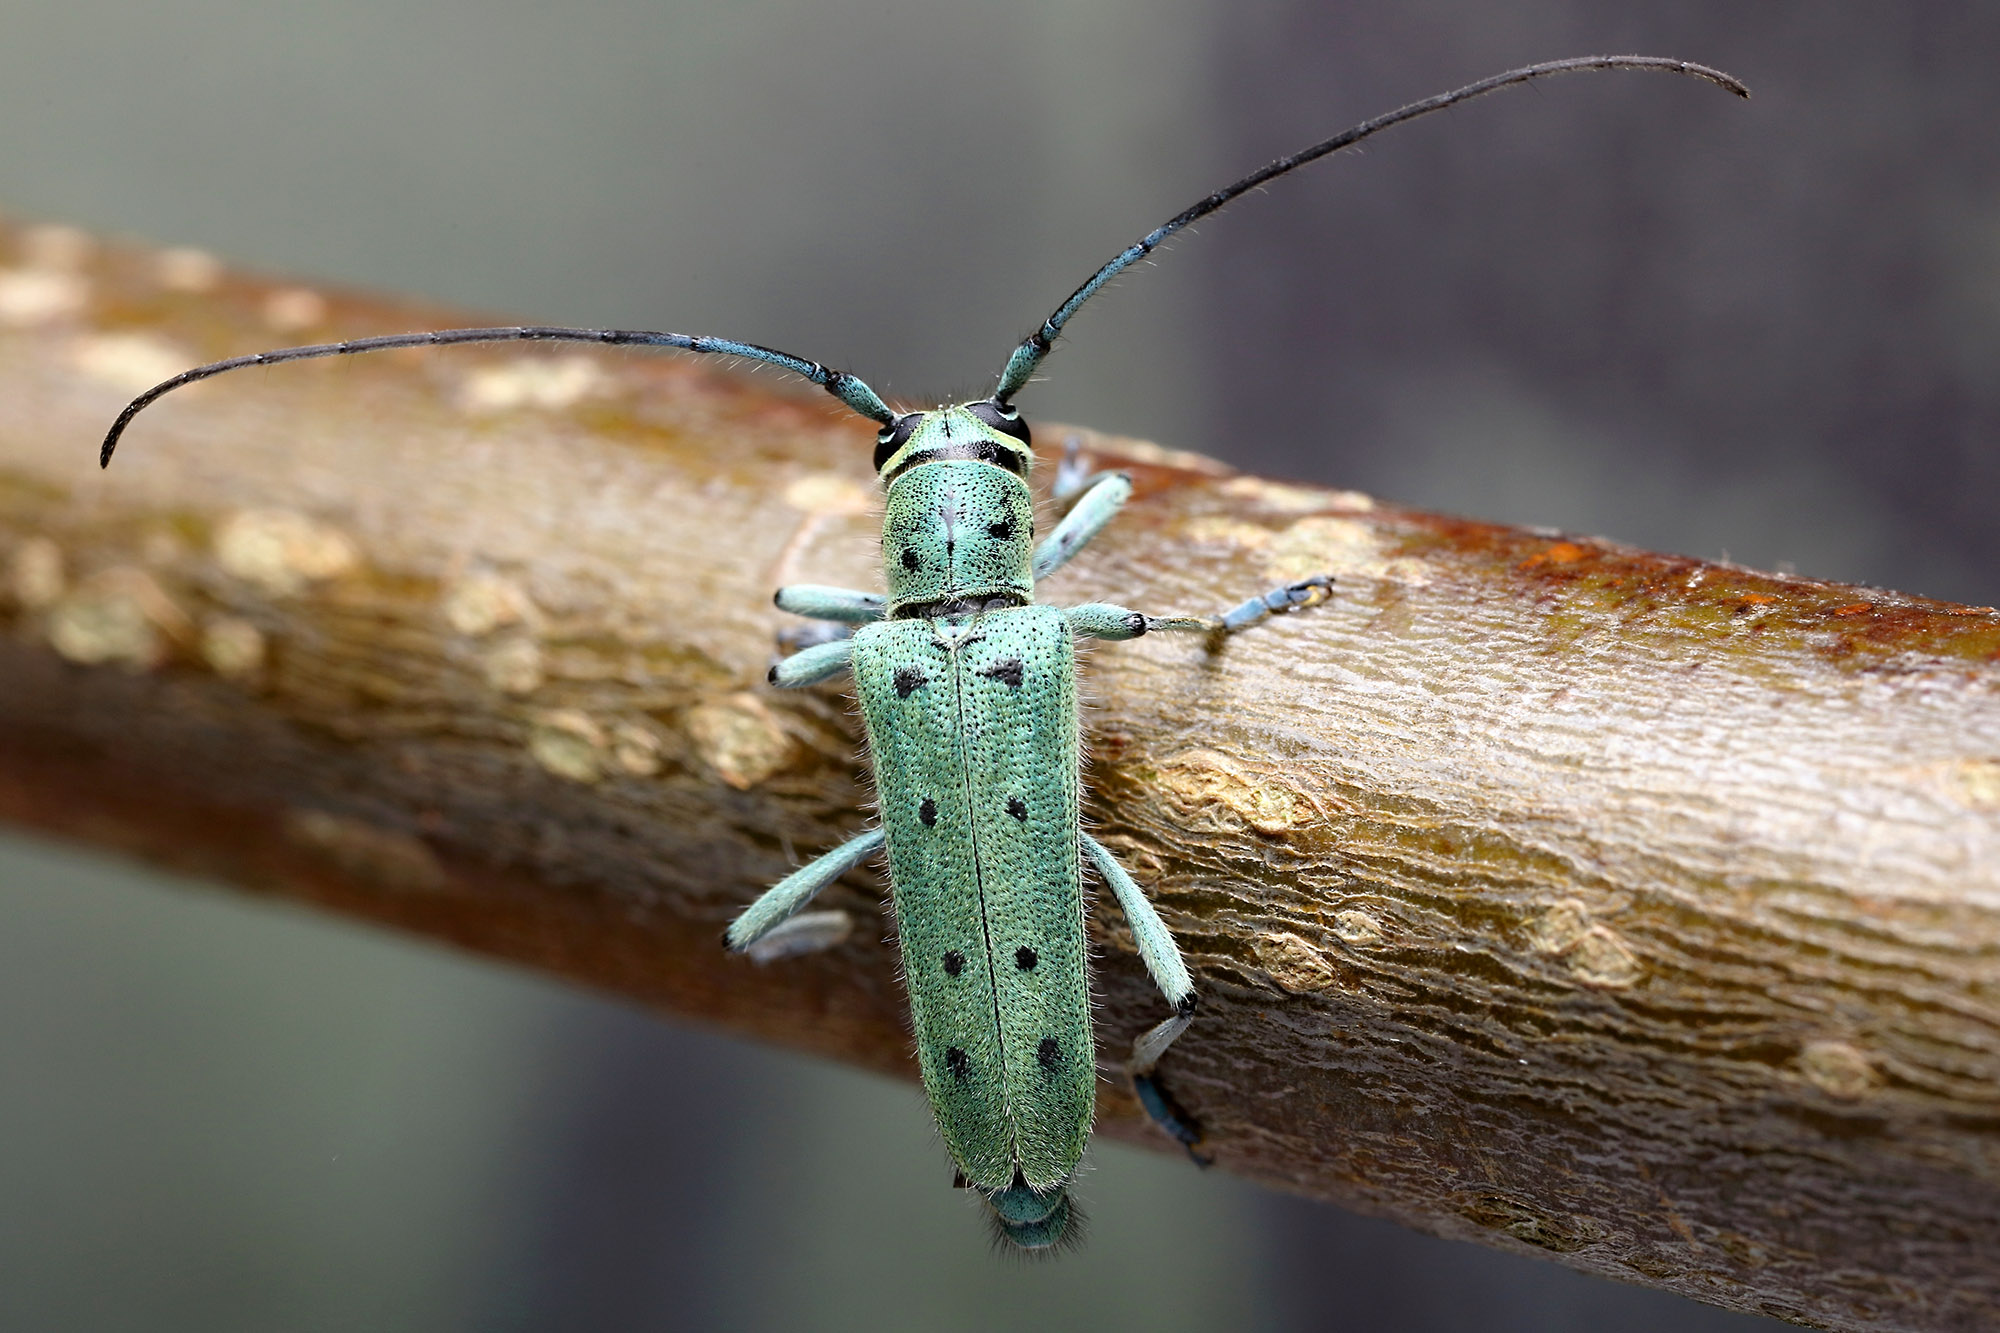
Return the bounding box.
[2,219,1997,1331]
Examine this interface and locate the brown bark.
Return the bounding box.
[1,218,1997,1331]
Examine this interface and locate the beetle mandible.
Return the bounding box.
[100,55,1747,1251]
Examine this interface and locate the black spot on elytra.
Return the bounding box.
[1037,1037,1060,1070]
[919,798,938,827]
[894,665,926,698]
[1006,796,1028,821]
[979,657,1024,689]
[1015,946,1038,970]
[943,949,965,976]
[946,1046,970,1079]
[901,548,920,571]
[987,511,1015,540]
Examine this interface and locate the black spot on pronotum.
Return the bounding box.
[943,949,965,976]
[946,1046,970,1079]
[901,548,920,571]
[894,665,926,698]
[1015,946,1038,970]
[979,657,1024,689]
[987,511,1015,540]
[1006,796,1028,821]
[1037,1037,1060,1070]
[919,798,938,827]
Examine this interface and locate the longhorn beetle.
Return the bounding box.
[101,56,1747,1251]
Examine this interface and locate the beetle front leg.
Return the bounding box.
[1033,472,1132,580]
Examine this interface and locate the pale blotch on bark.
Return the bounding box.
[1256,930,1338,993]
[1528,900,1643,989]
[47,567,190,670]
[480,638,544,695]
[529,710,610,784]
[1799,1039,1881,1101]
[19,224,93,270]
[1219,474,1375,514]
[1944,758,2000,810]
[1155,748,1319,836]
[200,616,266,679]
[609,720,665,778]
[1332,908,1385,946]
[1263,514,1391,583]
[69,333,192,393]
[457,357,610,413]
[214,510,359,597]
[285,809,448,895]
[782,473,874,516]
[1177,515,1274,549]
[9,536,64,610]
[260,287,327,333]
[153,247,222,294]
[442,572,541,637]
[0,268,86,326]
[686,693,793,791]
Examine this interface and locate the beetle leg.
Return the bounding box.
[768,636,854,688]
[1081,832,1192,1008]
[774,584,886,623]
[1066,575,1335,643]
[1081,832,1209,1163]
[725,828,886,953]
[772,584,882,652]
[1033,472,1132,580]
[739,908,855,962]
[1212,573,1336,632]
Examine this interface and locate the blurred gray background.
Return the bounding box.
[2,0,1992,1328]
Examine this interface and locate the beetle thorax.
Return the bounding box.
[874,405,1036,618]
[881,460,1035,617]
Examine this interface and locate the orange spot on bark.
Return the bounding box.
[1740,593,1778,605]
[1519,541,1589,570]
[1830,603,1873,617]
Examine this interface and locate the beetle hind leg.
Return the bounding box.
[1081,832,1211,1163]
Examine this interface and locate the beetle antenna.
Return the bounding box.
[991,54,1748,404]
[99,324,895,466]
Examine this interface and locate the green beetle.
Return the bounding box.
[100,56,1745,1251]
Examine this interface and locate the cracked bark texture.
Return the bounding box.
[0,218,1996,1331]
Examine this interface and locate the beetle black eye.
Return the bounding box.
[967,400,1032,447]
[873,413,925,471]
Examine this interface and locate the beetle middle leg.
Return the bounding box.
[725,827,886,956]
[1081,832,1209,1163]
[767,635,855,688]
[1064,574,1335,644]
